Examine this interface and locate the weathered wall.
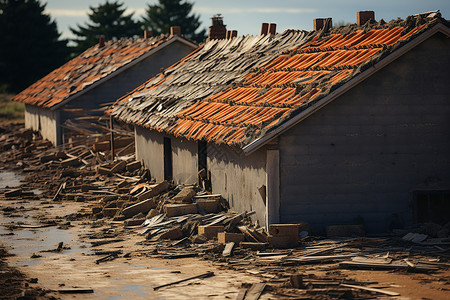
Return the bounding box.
[136,128,199,185]
[279,33,450,233]
[208,144,267,226]
[24,104,60,145]
[135,125,164,182]
[171,137,198,185]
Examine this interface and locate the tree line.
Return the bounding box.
[0,0,206,93]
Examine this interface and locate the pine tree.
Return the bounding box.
[0,0,69,93]
[70,1,142,56]
[143,0,206,43]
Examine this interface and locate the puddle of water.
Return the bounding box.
[107,283,148,299]
[0,214,84,267]
[0,171,22,189]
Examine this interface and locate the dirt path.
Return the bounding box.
[1,197,270,299]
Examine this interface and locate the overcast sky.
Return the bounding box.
[43,0,450,40]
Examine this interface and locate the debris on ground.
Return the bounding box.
[1,123,449,299]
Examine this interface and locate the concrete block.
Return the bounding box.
[268,235,298,249]
[122,198,156,218]
[172,187,196,203]
[326,224,365,237]
[159,227,183,240]
[269,224,299,237]
[198,225,224,240]
[164,203,198,217]
[196,199,221,213]
[217,232,245,244]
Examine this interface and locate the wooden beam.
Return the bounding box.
[266,149,280,229]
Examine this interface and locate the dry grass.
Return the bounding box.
[0,94,24,124]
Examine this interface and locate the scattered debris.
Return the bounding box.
[58,288,94,294]
[1,123,449,299]
[153,271,215,290]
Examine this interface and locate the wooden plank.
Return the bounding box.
[339,260,438,271]
[340,284,400,296]
[58,288,94,294]
[222,242,235,257]
[245,283,266,300]
[153,271,214,290]
[235,288,247,300]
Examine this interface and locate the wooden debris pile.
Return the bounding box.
[0,123,139,207]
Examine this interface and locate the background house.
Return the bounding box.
[112,12,450,233]
[13,28,197,145]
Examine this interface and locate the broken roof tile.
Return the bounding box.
[111,12,448,148]
[13,35,196,109]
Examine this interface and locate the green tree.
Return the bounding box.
[70,1,142,56]
[143,0,206,43]
[0,0,69,93]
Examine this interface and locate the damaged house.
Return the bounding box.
[112,12,450,233]
[13,29,197,145]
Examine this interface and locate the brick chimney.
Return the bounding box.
[98,36,105,48]
[226,30,238,39]
[260,23,269,35]
[208,14,227,40]
[144,30,153,39]
[357,11,375,26]
[268,23,277,35]
[313,18,333,31]
[170,26,181,36]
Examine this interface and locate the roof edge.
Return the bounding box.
[242,23,450,155]
[50,36,198,111]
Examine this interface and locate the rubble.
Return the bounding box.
[1,123,449,299]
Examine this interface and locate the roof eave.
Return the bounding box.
[242,23,450,155]
[50,36,198,111]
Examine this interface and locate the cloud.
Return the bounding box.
[45,9,88,17]
[197,7,317,15]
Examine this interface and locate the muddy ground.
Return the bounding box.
[0,122,449,299]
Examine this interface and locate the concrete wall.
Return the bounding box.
[135,127,199,185]
[279,33,450,233]
[24,104,60,145]
[172,137,198,185]
[135,125,164,182]
[208,143,267,226]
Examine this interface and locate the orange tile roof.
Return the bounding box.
[13,34,195,109]
[112,30,314,127]
[112,13,447,147]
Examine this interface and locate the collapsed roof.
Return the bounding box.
[110,12,448,151]
[13,34,197,110]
